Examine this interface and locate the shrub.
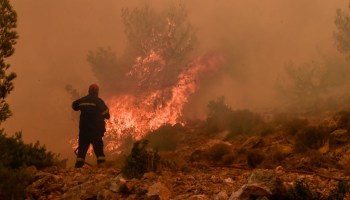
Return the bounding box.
[333,110,350,130]
[122,139,160,179]
[274,114,309,136]
[0,130,59,200]
[145,123,183,152]
[221,153,236,165]
[0,131,59,169]
[283,180,321,200]
[294,126,328,153]
[281,180,350,200]
[262,147,285,167]
[158,152,188,171]
[326,180,349,200]
[246,149,265,168]
[206,143,231,163]
[0,164,32,200]
[205,97,265,138]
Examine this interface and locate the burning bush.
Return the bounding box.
[205,97,265,139]
[122,139,160,179]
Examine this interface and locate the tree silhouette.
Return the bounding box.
[0,0,17,123]
[87,3,197,94]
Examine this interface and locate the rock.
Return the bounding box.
[105,174,127,193]
[318,139,329,154]
[239,136,263,150]
[275,144,293,155]
[97,189,119,200]
[213,190,229,200]
[189,194,209,200]
[143,172,157,180]
[206,139,232,148]
[224,178,234,184]
[229,169,282,200]
[330,129,349,145]
[147,182,171,200]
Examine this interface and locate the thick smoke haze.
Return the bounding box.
[3,0,348,160]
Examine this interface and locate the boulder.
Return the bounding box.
[229,169,282,200]
[147,182,171,200]
[330,129,349,145]
[213,190,229,200]
[239,136,263,150]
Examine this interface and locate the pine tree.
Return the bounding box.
[0,0,18,123]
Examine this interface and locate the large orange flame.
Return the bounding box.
[103,51,222,153]
[71,50,222,154]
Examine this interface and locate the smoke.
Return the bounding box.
[2,0,348,159]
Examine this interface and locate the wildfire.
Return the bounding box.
[70,51,221,154]
[103,51,222,153]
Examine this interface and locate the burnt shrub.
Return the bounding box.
[145,123,183,152]
[122,139,160,179]
[294,126,329,153]
[246,149,265,168]
[205,97,265,138]
[206,143,231,163]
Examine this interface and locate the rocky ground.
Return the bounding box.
[24,115,350,200]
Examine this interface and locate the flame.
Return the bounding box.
[70,51,222,154]
[103,51,222,153]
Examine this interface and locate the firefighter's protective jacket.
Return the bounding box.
[72,94,110,134]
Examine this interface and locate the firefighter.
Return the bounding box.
[72,84,110,168]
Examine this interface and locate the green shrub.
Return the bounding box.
[0,164,33,200]
[0,131,59,169]
[122,139,160,179]
[145,124,183,152]
[0,130,59,200]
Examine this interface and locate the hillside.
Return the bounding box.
[23,110,350,200]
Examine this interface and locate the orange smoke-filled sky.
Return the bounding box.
[3,0,348,157]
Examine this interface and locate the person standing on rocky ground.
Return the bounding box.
[72,84,110,168]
